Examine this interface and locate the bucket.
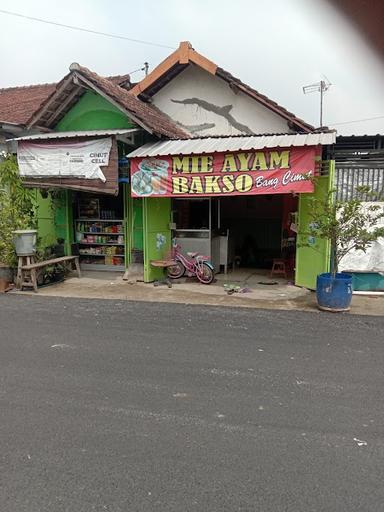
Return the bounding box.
[0,264,13,283]
[316,272,353,312]
[13,230,37,256]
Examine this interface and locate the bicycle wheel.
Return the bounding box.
[167,261,185,279]
[196,262,214,284]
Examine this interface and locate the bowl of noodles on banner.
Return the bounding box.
[131,158,169,196]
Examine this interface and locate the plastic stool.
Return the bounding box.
[270,258,287,278]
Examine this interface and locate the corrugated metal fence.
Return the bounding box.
[335,162,384,201]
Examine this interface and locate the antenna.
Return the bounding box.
[303,77,331,127]
[142,62,149,76]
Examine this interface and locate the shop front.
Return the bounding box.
[14,130,142,273]
[13,131,335,289]
[170,195,298,274]
[73,188,126,271]
[128,133,336,288]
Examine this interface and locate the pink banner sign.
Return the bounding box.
[130,147,318,197]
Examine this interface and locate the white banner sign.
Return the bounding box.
[18,138,113,182]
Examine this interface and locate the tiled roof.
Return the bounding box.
[130,42,315,133]
[0,73,131,126]
[71,64,189,138]
[28,63,189,139]
[215,67,314,132]
[0,82,56,125]
[107,74,131,88]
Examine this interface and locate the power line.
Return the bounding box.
[0,8,175,50]
[328,115,384,126]
[3,6,381,129]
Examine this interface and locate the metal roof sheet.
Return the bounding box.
[10,128,141,141]
[127,132,336,158]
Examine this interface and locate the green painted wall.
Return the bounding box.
[33,190,72,255]
[31,90,138,261]
[143,197,171,282]
[56,91,136,132]
[43,91,134,257]
[125,191,144,268]
[133,199,144,250]
[33,190,56,249]
[295,163,334,289]
[54,190,73,254]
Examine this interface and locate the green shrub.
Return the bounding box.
[0,153,35,267]
[299,186,384,277]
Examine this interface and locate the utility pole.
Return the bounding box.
[303,78,331,127]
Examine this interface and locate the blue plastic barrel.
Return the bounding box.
[316,272,353,311]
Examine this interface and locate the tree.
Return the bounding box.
[301,186,384,278]
[0,153,35,267]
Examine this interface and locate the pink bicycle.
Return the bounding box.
[167,243,214,284]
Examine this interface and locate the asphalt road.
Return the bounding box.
[0,295,383,512]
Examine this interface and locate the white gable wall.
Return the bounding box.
[151,65,293,136]
[338,202,384,272]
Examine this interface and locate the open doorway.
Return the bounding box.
[72,186,126,271]
[220,194,297,273]
[171,194,298,277]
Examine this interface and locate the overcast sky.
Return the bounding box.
[1,0,383,135]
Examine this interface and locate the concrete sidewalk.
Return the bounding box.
[11,269,384,316]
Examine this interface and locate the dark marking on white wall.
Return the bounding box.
[171,97,253,134]
[180,122,216,133]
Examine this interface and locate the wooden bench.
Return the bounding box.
[17,255,81,292]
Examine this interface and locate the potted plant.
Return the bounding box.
[301,186,384,312]
[0,153,35,283]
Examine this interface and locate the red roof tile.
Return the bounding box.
[215,67,314,132]
[0,73,131,126]
[107,74,131,88]
[131,41,315,133]
[26,63,189,139]
[1,64,189,139]
[70,64,189,139]
[0,83,56,125]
